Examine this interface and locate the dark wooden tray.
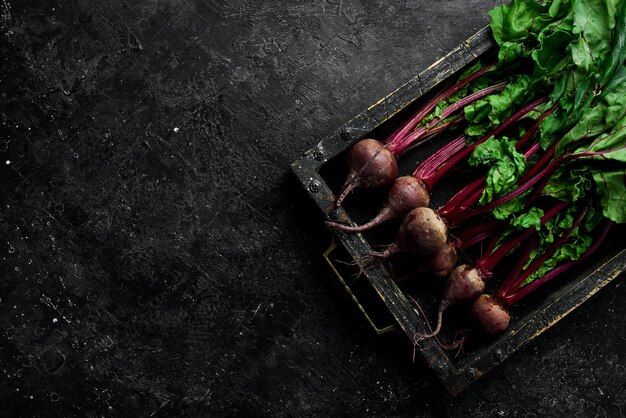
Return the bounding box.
[291,26,626,395]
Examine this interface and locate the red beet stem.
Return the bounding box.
[504,221,611,306]
[515,102,558,149]
[386,63,496,147]
[412,134,467,183]
[399,116,466,155]
[437,107,550,221]
[452,156,562,225]
[417,97,548,192]
[452,219,501,249]
[504,235,540,299]
[445,139,551,223]
[438,176,486,220]
[474,200,569,276]
[497,206,591,304]
[388,83,507,155]
[517,140,558,185]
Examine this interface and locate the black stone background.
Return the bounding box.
[1,0,626,417]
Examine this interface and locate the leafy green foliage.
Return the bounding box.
[489,1,552,46]
[466,0,626,295]
[511,207,545,230]
[523,231,592,284]
[592,169,626,222]
[491,193,529,221]
[463,74,542,138]
[558,66,626,153]
[522,206,596,284]
[540,0,626,143]
[469,137,527,204]
[481,0,626,227]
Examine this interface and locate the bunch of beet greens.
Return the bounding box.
[326,0,626,341]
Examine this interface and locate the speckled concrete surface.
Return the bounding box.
[1,0,625,416]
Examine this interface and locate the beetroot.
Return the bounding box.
[470,295,510,336]
[334,139,398,208]
[443,265,486,305]
[326,176,429,232]
[365,207,448,263]
[418,264,485,338]
[333,65,501,210]
[396,207,448,256]
[413,241,458,278]
[329,97,548,234]
[470,211,610,338]
[416,201,569,340]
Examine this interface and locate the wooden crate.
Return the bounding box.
[291,27,626,395]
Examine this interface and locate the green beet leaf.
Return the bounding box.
[489,0,552,46]
[469,137,528,205]
[511,207,545,230]
[592,169,626,223]
[543,165,592,201]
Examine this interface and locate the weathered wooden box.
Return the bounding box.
[291,27,626,395]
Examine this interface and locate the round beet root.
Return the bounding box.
[387,176,430,214]
[326,176,429,233]
[335,139,398,207]
[397,207,448,255]
[443,264,485,306]
[357,207,448,271]
[412,241,458,278]
[416,260,481,339]
[471,294,511,336]
[427,241,458,278]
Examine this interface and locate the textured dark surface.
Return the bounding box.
[1,0,626,417]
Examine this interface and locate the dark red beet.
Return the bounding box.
[443,265,486,305]
[358,207,448,268]
[387,176,430,213]
[412,241,457,278]
[428,242,457,278]
[326,176,429,232]
[396,207,448,256]
[335,139,398,207]
[470,294,511,336]
[419,264,485,339]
